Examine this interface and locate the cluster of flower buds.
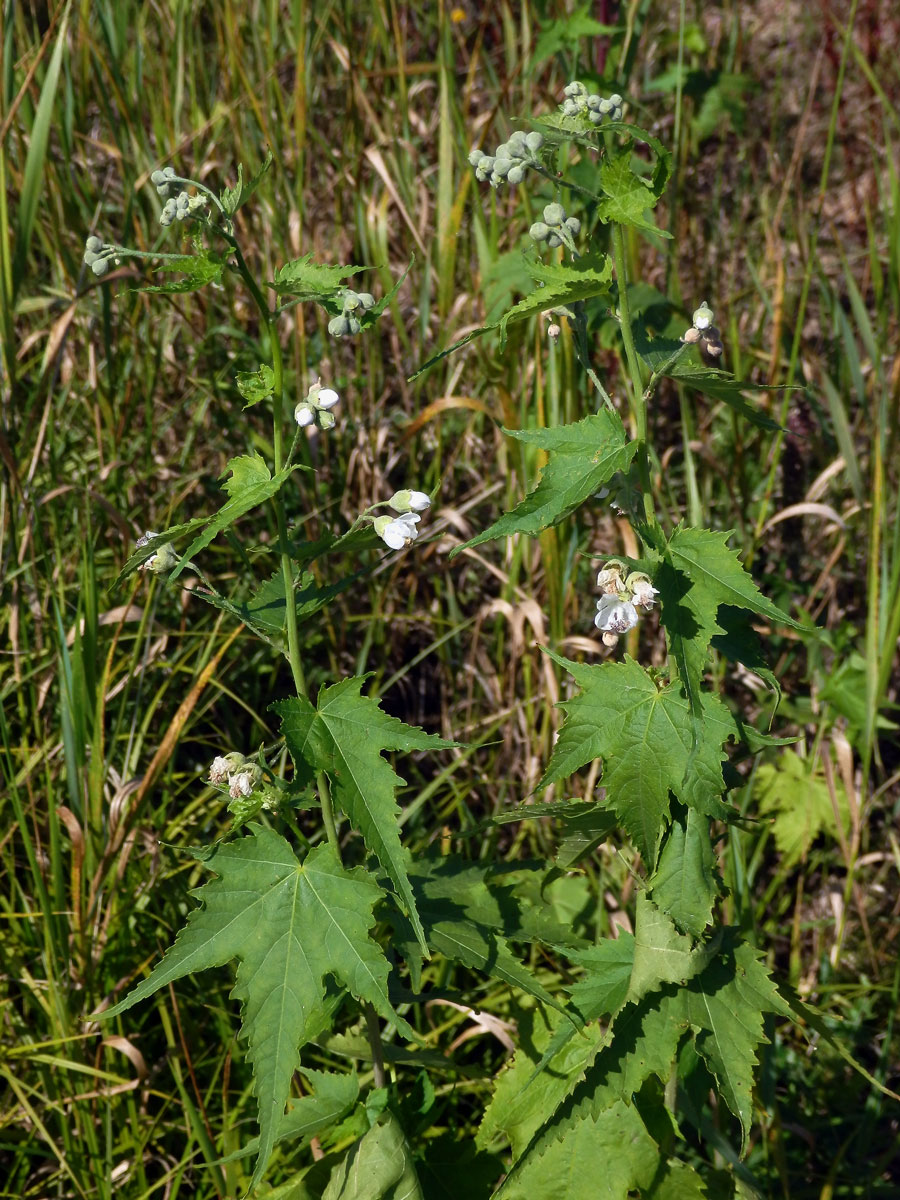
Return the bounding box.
[150,167,210,226]
[467,129,545,189]
[530,202,580,249]
[681,300,724,358]
[135,531,178,574]
[83,234,119,278]
[593,559,658,648]
[208,752,262,802]
[295,381,340,430]
[328,289,376,338]
[371,488,431,550]
[561,81,624,124]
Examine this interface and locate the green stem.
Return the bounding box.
[610,221,655,528]
[230,241,341,852]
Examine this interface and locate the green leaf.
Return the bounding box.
[645,1159,712,1199]
[754,749,850,866]
[235,362,275,407]
[478,1005,607,1159]
[539,652,734,863]
[685,938,790,1150]
[596,134,673,238]
[661,361,791,432]
[415,1132,503,1200]
[96,831,413,1192]
[555,804,618,868]
[203,569,360,648]
[401,856,569,1014]
[498,1094,661,1199]
[220,150,273,216]
[628,892,711,1005]
[411,253,613,378]
[218,1068,359,1163]
[450,410,636,555]
[274,680,457,955]
[134,250,227,294]
[322,1112,423,1200]
[660,525,802,716]
[273,254,368,297]
[651,806,721,935]
[169,453,302,581]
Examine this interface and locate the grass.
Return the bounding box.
[2,0,900,1196]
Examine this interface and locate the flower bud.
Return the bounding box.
[139,541,178,574]
[507,165,525,184]
[160,197,177,226]
[525,131,544,153]
[468,147,484,166]
[609,93,623,107]
[681,327,701,344]
[563,81,586,98]
[357,293,376,310]
[692,301,714,330]
[529,221,550,242]
[543,203,566,226]
[565,216,581,236]
[546,233,562,248]
[328,315,351,337]
[295,404,315,426]
[389,489,431,513]
[562,99,580,117]
[588,110,603,124]
[347,316,361,335]
[91,258,109,276]
[85,235,103,253]
[492,157,514,178]
[548,323,561,341]
[316,387,339,409]
[598,98,614,115]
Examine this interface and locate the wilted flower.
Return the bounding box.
[374,512,420,550]
[229,771,254,800]
[596,560,627,594]
[208,756,231,784]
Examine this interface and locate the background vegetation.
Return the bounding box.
[2,0,899,1196]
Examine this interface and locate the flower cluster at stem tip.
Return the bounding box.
[82,234,118,278]
[295,381,340,430]
[530,202,580,249]
[468,129,545,189]
[328,289,376,338]
[681,300,724,358]
[151,167,210,226]
[370,489,431,550]
[209,753,269,804]
[594,559,658,649]
[561,80,624,123]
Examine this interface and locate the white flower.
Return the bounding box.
[594,594,639,634]
[374,512,421,550]
[229,771,254,800]
[208,756,231,784]
[294,403,315,427]
[316,388,339,409]
[630,577,659,609]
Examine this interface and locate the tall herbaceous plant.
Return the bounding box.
[88,86,868,1197]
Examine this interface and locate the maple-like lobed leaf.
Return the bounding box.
[96,830,412,1191]
[274,679,457,954]
[539,651,734,863]
[661,524,801,715]
[450,410,637,556]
